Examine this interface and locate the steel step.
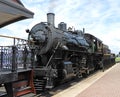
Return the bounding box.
[34,79,46,92]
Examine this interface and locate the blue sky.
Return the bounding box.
[0,0,120,54]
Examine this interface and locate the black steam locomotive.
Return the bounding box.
[26,13,115,92]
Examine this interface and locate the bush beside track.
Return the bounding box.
[115,57,120,63]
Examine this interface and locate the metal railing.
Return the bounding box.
[0,35,32,72]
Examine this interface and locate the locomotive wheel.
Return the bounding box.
[82,73,87,78]
[86,69,90,75]
[82,70,89,78]
[99,61,104,72]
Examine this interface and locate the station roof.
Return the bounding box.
[0,0,34,28]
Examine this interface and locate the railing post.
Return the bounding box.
[0,47,3,71]
[13,38,15,45]
[12,46,17,72]
[23,46,28,69]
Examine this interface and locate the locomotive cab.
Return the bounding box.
[84,33,103,54]
[84,33,104,71]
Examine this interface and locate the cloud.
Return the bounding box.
[1,0,120,54]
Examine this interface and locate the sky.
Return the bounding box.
[0,0,120,54]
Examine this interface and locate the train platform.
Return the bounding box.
[53,63,120,97]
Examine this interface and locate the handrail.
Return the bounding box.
[0,34,28,46]
[0,34,27,41]
[0,34,32,72]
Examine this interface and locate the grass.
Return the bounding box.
[115,57,120,63]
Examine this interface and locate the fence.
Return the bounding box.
[0,35,32,72]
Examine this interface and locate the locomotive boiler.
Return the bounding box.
[26,13,107,92]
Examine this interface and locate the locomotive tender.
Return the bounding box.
[26,13,115,91]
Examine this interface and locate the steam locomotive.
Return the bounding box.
[26,13,115,92]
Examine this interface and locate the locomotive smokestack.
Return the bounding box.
[83,28,85,33]
[47,13,55,26]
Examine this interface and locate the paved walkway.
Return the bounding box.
[76,63,120,97]
[53,63,119,97]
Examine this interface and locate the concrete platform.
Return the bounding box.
[53,63,119,97]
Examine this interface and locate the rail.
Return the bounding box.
[0,35,32,72]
